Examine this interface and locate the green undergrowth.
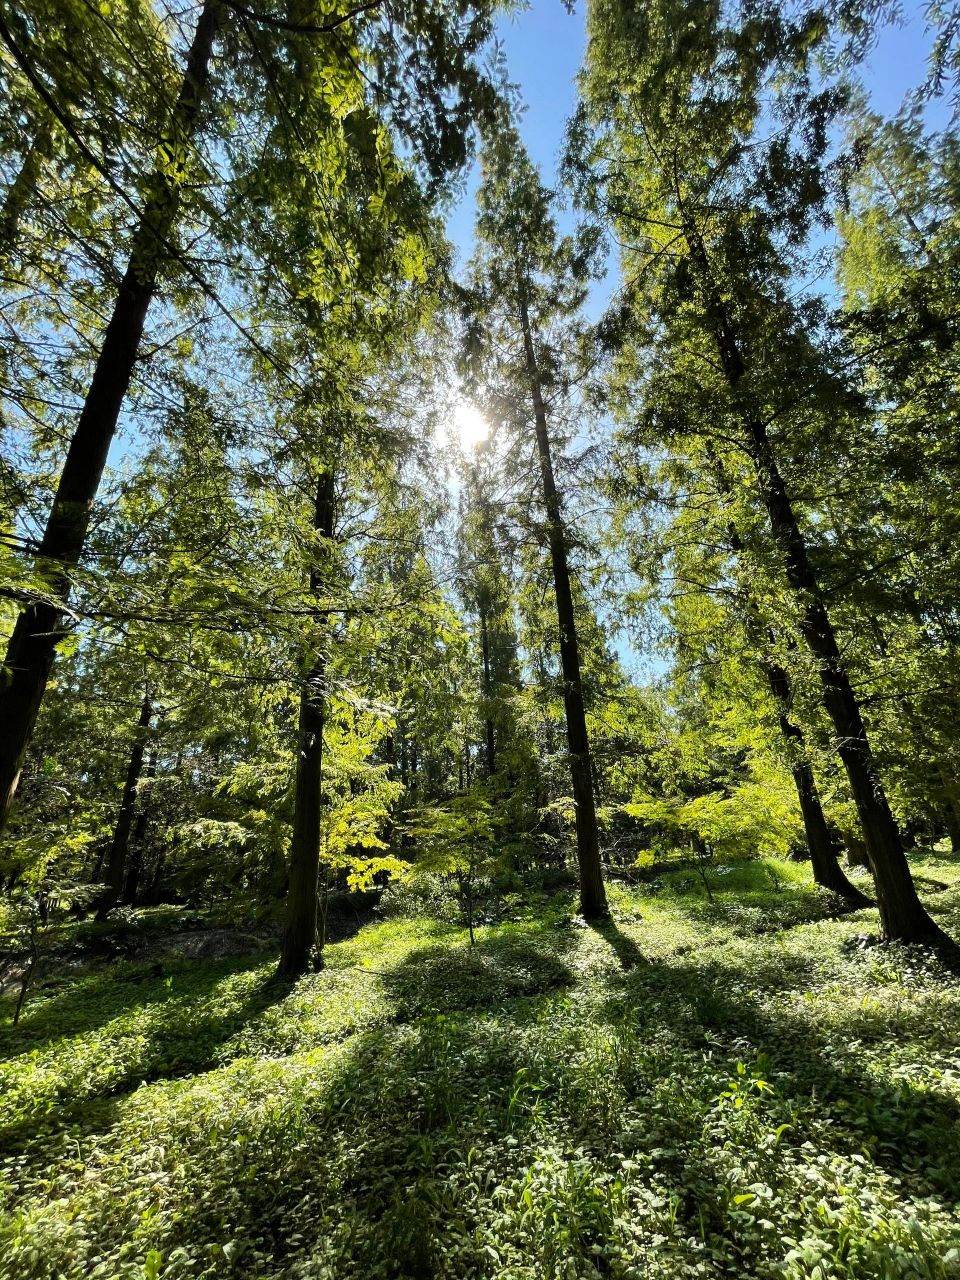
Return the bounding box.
[1,855,960,1279]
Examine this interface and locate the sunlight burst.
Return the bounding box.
[453,401,489,451]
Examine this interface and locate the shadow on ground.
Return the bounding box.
[3,898,960,1280]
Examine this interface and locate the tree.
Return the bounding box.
[464,130,608,918]
[0,0,223,826]
[574,0,952,946]
[0,0,502,829]
[409,786,499,945]
[277,466,337,978]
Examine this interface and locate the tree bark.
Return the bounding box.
[122,740,158,906]
[682,218,948,945]
[935,765,960,856]
[479,606,496,777]
[714,482,870,906]
[942,801,960,857]
[277,468,336,980]
[519,292,607,919]
[98,689,153,917]
[0,0,222,831]
[762,650,871,906]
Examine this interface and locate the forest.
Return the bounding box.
[1,0,960,1274]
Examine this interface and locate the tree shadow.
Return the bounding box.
[648,875,877,939]
[4,908,960,1278]
[0,948,276,1057]
[604,947,960,1198]
[0,955,289,1153]
[588,916,647,970]
[383,920,578,1019]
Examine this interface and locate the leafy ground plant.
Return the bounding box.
[0,856,959,1279]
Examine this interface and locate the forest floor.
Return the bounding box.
[1,855,960,1280]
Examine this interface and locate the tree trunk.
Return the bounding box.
[277,468,336,980]
[942,800,960,857]
[682,219,948,946]
[97,689,153,918]
[122,741,158,906]
[0,0,222,831]
[479,606,496,777]
[766,664,871,906]
[519,292,607,919]
[936,765,960,855]
[712,458,870,906]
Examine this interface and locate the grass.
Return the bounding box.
[1,855,959,1279]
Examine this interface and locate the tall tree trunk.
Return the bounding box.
[0,0,222,831]
[714,473,870,906]
[277,468,336,980]
[682,216,948,945]
[98,689,153,917]
[519,292,607,919]
[479,606,496,777]
[761,648,871,906]
[941,791,960,857]
[122,741,158,906]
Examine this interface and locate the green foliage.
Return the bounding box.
[408,787,502,939]
[0,862,958,1278]
[626,774,802,863]
[3,0,960,1273]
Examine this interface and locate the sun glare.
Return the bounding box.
[453,401,489,451]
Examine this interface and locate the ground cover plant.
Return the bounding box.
[1,855,959,1279]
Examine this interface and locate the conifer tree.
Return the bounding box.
[575,0,953,944]
[0,0,501,829]
[465,131,608,917]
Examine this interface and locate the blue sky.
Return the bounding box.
[445,0,949,262]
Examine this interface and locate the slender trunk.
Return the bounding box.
[682,219,947,946]
[691,833,715,902]
[519,292,607,919]
[277,469,335,980]
[715,487,870,907]
[13,934,39,1025]
[97,689,153,917]
[763,654,871,906]
[314,867,329,972]
[479,606,496,777]
[942,803,960,857]
[0,0,222,830]
[934,764,960,855]
[122,741,158,906]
